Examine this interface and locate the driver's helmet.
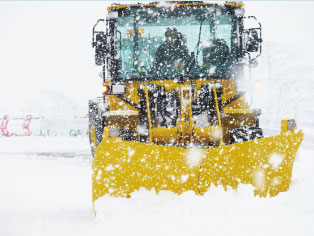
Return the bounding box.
[165,27,179,42]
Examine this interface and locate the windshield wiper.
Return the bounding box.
[185,21,203,76]
[195,21,203,59]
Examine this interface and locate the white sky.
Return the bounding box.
[0,1,313,115]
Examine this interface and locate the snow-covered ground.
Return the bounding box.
[0,133,313,236]
[1,1,314,235]
[0,137,93,236]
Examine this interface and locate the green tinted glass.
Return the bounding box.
[115,6,235,80]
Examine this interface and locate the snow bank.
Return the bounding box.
[94,146,314,236]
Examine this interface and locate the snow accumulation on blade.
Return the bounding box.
[0,135,314,236]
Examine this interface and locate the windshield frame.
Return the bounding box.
[109,4,242,82]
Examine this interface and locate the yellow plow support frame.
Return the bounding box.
[92,126,303,204]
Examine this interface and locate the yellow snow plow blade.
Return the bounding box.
[92,125,303,204]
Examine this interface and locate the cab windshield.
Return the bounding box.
[115,5,237,80]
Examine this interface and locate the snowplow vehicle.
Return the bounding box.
[89,1,303,207]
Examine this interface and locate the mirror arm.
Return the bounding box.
[241,51,253,107]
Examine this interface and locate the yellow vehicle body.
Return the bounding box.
[91,78,304,206]
[89,2,304,209]
[104,80,257,145]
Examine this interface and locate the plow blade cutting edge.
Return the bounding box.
[92,127,303,206]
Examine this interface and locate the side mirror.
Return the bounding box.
[246,29,261,52]
[92,19,107,66]
[93,33,107,66]
[242,16,262,60]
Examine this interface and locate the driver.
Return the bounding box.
[154,27,190,76]
[202,38,231,76]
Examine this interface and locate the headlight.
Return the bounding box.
[102,83,126,95]
[111,83,126,95]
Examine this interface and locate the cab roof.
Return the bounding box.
[107,1,244,12]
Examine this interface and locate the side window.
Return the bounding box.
[116,17,134,74]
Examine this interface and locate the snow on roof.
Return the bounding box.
[107,1,244,12]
